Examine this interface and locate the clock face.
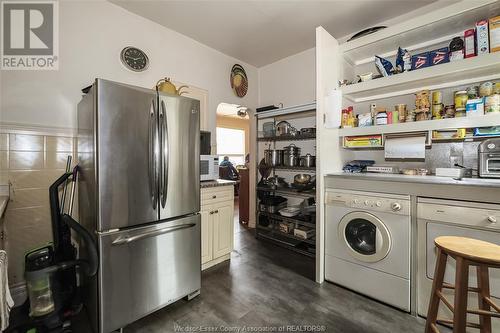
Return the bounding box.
[120,47,149,72]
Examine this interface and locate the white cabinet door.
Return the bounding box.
[200,205,213,265]
[212,201,234,258]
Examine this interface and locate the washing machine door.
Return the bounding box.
[338,211,391,263]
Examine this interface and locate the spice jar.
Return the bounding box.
[454,91,468,109]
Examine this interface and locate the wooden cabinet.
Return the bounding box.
[200,186,234,270]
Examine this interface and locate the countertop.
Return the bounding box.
[200,179,237,189]
[326,172,500,188]
[325,172,500,204]
[0,185,9,218]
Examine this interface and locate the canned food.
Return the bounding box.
[432,91,442,105]
[444,105,455,118]
[455,108,466,117]
[395,104,406,122]
[454,91,468,108]
[485,93,500,113]
[432,104,443,119]
[480,82,494,97]
[494,82,500,94]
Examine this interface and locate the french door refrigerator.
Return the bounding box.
[77,79,201,333]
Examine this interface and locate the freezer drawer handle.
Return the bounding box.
[160,100,169,208]
[111,223,196,245]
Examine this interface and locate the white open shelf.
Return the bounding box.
[256,102,316,119]
[338,113,500,137]
[341,52,500,103]
[340,0,500,66]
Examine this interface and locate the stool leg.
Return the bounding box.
[477,265,492,333]
[453,257,469,333]
[426,248,448,333]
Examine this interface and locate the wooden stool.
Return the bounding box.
[425,236,500,333]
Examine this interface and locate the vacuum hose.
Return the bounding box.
[62,214,99,277]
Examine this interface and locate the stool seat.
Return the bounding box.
[435,236,500,267]
[427,236,500,333]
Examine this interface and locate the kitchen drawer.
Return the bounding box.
[201,186,233,206]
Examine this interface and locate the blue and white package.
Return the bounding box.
[411,52,430,70]
[375,55,394,77]
[396,47,411,72]
[429,47,449,66]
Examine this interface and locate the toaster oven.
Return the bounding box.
[479,138,500,178]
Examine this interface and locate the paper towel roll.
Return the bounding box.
[385,135,426,160]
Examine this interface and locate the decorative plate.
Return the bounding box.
[230,64,248,97]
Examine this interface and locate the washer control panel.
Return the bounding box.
[326,191,410,216]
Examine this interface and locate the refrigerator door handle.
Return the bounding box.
[160,100,169,208]
[111,223,196,245]
[148,99,158,209]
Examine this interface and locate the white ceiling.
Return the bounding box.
[111,0,438,67]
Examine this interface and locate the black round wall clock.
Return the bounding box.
[120,46,149,72]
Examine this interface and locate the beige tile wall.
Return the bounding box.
[0,132,76,286]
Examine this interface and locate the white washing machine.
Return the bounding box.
[325,189,411,311]
[417,198,500,330]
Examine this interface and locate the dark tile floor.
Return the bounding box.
[122,200,429,333]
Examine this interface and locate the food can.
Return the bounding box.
[432,91,442,104]
[395,104,406,122]
[485,93,500,113]
[432,103,443,119]
[494,82,500,94]
[480,82,494,97]
[444,105,455,118]
[455,108,466,117]
[454,91,468,108]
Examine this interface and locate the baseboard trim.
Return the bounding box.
[202,253,231,271]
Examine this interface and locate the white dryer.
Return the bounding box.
[325,189,411,311]
[417,198,500,330]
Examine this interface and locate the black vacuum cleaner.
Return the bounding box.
[7,157,98,333]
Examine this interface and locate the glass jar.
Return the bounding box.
[485,93,500,113]
[466,86,479,99]
[454,91,468,109]
[480,82,494,97]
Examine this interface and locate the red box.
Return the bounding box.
[464,28,476,58]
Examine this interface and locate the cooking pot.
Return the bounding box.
[264,149,283,166]
[294,173,312,185]
[283,144,301,155]
[283,153,299,167]
[299,154,316,168]
[276,121,297,136]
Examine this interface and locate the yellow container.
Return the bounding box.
[454,91,468,108]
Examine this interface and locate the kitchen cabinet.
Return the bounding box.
[201,186,234,270]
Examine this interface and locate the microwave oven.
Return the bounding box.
[200,155,219,181]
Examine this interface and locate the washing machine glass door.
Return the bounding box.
[339,212,391,263]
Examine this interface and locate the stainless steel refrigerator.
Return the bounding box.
[77,79,201,333]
